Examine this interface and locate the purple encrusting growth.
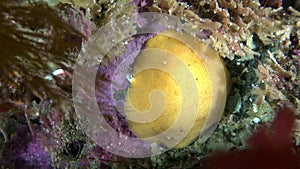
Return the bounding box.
[1,125,53,169]
[113,34,156,90]
[95,34,153,133]
[195,29,213,40]
[93,34,155,159]
[291,35,300,56]
[132,0,154,8]
[65,7,92,39]
[77,146,112,168]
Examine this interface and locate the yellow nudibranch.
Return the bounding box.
[125,30,228,148]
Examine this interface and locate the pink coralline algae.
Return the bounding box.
[93,34,153,158]
[133,0,154,8]
[1,125,52,169]
[209,107,300,169]
[259,0,282,8]
[95,33,153,127]
[64,6,92,39]
[291,35,300,58]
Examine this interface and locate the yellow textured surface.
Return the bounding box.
[125,31,215,148]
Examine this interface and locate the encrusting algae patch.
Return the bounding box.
[125,30,228,148]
